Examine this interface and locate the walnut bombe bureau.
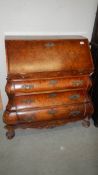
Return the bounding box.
[3,36,94,129]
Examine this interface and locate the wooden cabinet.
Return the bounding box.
[3,36,94,128]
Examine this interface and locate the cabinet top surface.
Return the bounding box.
[5,35,86,40]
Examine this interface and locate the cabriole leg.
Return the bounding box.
[6,127,15,140]
[82,116,91,128]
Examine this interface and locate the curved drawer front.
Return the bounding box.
[6,90,90,111]
[6,76,92,95]
[3,103,94,124]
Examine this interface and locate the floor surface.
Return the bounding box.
[0,111,98,175]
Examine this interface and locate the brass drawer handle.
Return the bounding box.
[72,80,83,86]
[23,115,36,122]
[69,94,80,100]
[45,42,55,48]
[22,84,34,89]
[48,93,57,98]
[49,80,58,85]
[70,110,81,116]
[48,109,57,115]
[23,117,33,122]
[21,99,34,104]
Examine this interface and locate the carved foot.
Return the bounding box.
[6,130,15,140]
[94,121,98,128]
[82,119,90,128]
